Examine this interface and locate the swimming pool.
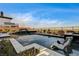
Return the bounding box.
[16,35,79,56]
[17,35,64,48]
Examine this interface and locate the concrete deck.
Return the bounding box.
[0,33,10,38]
[10,38,24,53]
[9,38,64,56]
[37,33,64,38]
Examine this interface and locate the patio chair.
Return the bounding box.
[50,36,73,55]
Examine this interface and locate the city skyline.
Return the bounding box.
[0,3,79,28]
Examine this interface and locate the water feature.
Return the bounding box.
[17,35,64,48]
[16,34,79,56]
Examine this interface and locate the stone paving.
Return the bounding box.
[9,38,63,56]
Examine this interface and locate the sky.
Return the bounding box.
[0,3,79,28]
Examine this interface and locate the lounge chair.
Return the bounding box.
[50,36,73,55]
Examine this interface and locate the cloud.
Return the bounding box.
[10,12,79,28]
[11,13,64,28]
[11,13,33,26]
[34,19,63,28]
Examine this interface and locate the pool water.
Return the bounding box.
[17,35,64,48]
[17,35,79,56]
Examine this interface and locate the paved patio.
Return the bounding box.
[9,38,63,56]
